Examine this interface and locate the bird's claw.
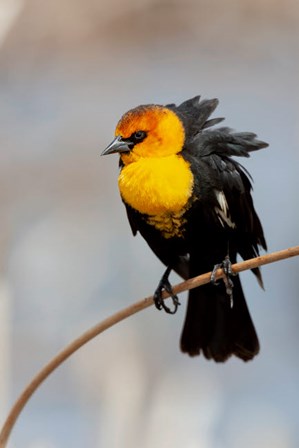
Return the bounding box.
[154,268,180,314]
[211,255,235,307]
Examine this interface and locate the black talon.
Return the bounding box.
[211,255,235,307]
[154,267,181,314]
[211,263,223,286]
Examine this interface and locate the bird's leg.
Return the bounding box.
[154,266,180,314]
[211,255,235,308]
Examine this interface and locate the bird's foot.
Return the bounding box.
[211,255,235,307]
[154,267,180,314]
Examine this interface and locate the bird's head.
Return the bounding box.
[101,105,185,165]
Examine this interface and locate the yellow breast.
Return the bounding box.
[118,154,194,218]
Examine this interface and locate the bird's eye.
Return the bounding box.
[132,130,146,141]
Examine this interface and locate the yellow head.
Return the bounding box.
[102,105,185,165]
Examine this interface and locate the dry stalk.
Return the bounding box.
[0,245,299,447]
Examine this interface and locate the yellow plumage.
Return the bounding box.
[118,155,194,236]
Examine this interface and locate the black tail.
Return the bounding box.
[180,275,259,362]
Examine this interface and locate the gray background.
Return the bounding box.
[0,0,298,446]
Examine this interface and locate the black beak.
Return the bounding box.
[101,136,132,156]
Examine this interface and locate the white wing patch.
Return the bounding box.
[215,190,236,229]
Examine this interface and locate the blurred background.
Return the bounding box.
[0,0,299,446]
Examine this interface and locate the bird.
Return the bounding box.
[101,95,267,362]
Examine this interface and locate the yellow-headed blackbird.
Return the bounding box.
[102,96,267,362]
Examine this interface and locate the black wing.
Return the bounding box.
[171,97,267,277]
[184,129,267,249]
[182,136,267,284]
[171,96,267,240]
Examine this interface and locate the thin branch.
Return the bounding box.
[1,245,299,447]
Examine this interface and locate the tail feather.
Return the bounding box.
[180,275,259,362]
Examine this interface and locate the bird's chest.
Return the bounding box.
[118,155,194,238]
